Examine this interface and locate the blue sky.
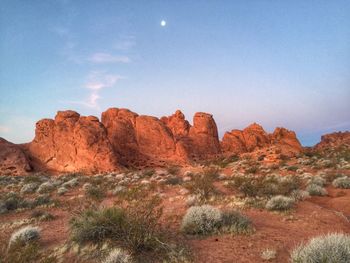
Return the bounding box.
[0,0,349,146]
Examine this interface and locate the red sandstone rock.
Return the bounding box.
[314,131,350,151]
[0,138,32,175]
[161,110,190,139]
[221,123,302,157]
[28,110,118,173]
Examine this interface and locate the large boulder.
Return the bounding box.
[270,127,303,156]
[0,138,31,175]
[28,110,118,173]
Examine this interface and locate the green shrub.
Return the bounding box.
[290,233,350,263]
[332,176,350,189]
[290,190,309,201]
[306,184,328,196]
[165,176,183,185]
[265,195,295,211]
[37,182,55,194]
[287,166,298,171]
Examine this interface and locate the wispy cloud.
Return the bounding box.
[88,52,131,64]
[62,71,123,109]
[0,125,10,133]
[114,35,136,51]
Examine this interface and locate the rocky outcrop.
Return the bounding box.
[27,110,118,173]
[314,131,350,151]
[1,107,305,174]
[0,138,32,175]
[221,123,302,157]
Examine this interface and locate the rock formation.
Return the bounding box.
[221,123,302,157]
[314,131,350,152]
[26,110,118,173]
[0,138,32,175]
[0,107,305,174]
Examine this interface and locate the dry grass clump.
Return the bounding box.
[70,196,190,262]
[185,168,219,201]
[265,195,295,211]
[229,174,301,198]
[9,226,40,247]
[102,248,133,263]
[290,233,350,263]
[181,205,253,235]
[332,176,350,189]
[306,184,328,196]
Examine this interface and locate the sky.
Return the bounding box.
[0,0,349,146]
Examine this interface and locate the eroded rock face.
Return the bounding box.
[0,138,31,175]
[2,107,306,174]
[314,131,350,151]
[28,110,118,173]
[221,123,302,157]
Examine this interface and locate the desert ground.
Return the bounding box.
[1,147,349,263]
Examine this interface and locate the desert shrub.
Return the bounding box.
[287,166,298,171]
[37,182,54,194]
[62,178,79,188]
[220,210,253,234]
[70,196,169,254]
[70,207,126,244]
[9,226,40,248]
[246,165,259,174]
[166,165,180,175]
[165,176,183,185]
[57,186,68,195]
[31,194,53,207]
[306,184,328,196]
[332,176,350,189]
[0,192,29,212]
[230,175,301,198]
[261,248,277,261]
[85,186,105,201]
[31,210,55,221]
[181,205,222,235]
[185,168,218,201]
[103,248,133,263]
[211,155,239,168]
[21,183,39,194]
[307,176,326,187]
[0,239,57,263]
[141,169,155,178]
[265,195,295,211]
[290,190,309,201]
[23,175,44,184]
[290,233,350,263]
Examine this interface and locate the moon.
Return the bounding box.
[160,20,166,27]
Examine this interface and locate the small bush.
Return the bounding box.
[290,233,350,263]
[290,190,309,201]
[31,210,55,221]
[261,248,277,261]
[166,165,180,175]
[265,195,295,211]
[332,176,350,189]
[287,166,298,171]
[57,186,68,195]
[306,184,328,196]
[165,176,183,185]
[220,210,253,234]
[9,226,40,248]
[185,168,218,201]
[103,248,133,263]
[37,182,54,194]
[181,205,222,235]
[70,196,168,254]
[21,183,39,194]
[308,176,326,187]
[85,186,105,201]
